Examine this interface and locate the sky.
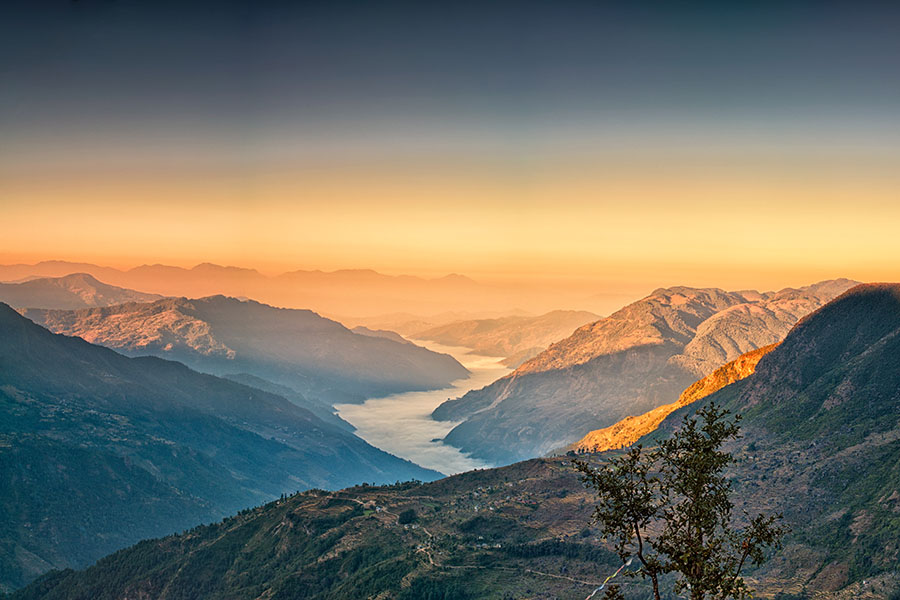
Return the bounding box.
[2,0,900,294]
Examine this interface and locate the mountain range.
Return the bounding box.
[23,295,467,405]
[0,273,163,310]
[0,303,439,592]
[410,310,600,368]
[0,261,611,317]
[434,279,858,465]
[12,282,899,599]
[567,343,776,454]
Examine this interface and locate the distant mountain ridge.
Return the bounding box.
[0,303,439,591]
[434,279,858,465]
[0,273,163,309]
[411,310,600,367]
[14,283,900,599]
[337,308,535,338]
[0,261,574,317]
[24,295,468,404]
[351,325,413,345]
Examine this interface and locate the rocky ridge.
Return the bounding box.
[0,273,163,310]
[24,296,468,404]
[568,343,776,454]
[435,279,857,465]
[412,310,600,368]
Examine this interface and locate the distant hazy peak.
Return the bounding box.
[0,273,164,310]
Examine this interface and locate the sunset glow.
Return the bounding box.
[3,0,900,298]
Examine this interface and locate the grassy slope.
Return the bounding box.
[0,303,439,591]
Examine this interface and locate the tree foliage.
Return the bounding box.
[574,402,788,600]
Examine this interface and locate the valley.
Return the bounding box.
[335,340,511,475]
[4,3,897,597]
[435,280,858,465]
[11,283,900,600]
[0,304,442,591]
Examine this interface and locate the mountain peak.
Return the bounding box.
[0,274,164,310]
[436,279,859,464]
[57,272,102,284]
[191,263,261,275]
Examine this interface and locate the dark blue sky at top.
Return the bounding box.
[3,0,900,164]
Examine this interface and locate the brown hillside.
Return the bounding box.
[569,343,777,453]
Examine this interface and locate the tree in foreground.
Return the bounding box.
[574,402,788,600]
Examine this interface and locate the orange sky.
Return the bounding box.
[3,142,900,296]
[4,0,900,304]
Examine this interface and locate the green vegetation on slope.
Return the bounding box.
[0,303,438,591]
[8,283,900,599]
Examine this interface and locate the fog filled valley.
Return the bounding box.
[1,262,899,599]
[335,340,511,475]
[5,3,900,596]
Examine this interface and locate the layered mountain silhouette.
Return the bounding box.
[411,310,600,367]
[350,325,413,345]
[0,261,595,317]
[434,279,857,465]
[338,308,535,338]
[14,283,900,599]
[0,303,439,591]
[23,296,468,405]
[0,273,163,310]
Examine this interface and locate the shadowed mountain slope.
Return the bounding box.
[351,325,413,345]
[13,284,900,599]
[0,273,162,310]
[23,296,467,404]
[434,280,856,465]
[567,343,776,454]
[0,304,438,592]
[643,283,900,593]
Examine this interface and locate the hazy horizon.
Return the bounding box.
[0,255,873,319]
[3,0,900,296]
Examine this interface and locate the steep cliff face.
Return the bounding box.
[569,343,776,454]
[435,280,857,465]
